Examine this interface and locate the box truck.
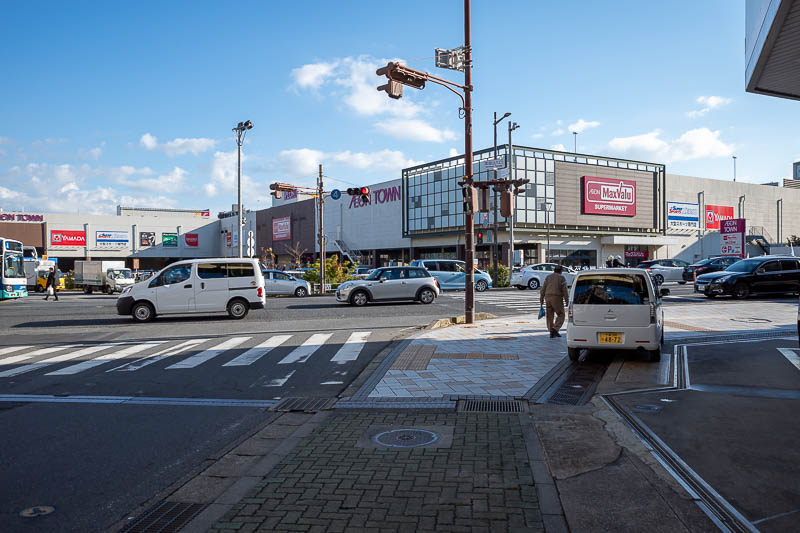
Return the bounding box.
[74,260,135,294]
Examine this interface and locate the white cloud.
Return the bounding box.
[118,194,178,209]
[79,144,104,160]
[277,147,420,179]
[329,149,420,170]
[551,129,564,136]
[59,182,79,193]
[278,148,324,178]
[117,166,187,193]
[531,133,544,140]
[375,119,457,143]
[0,185,20,199]
[139,133,217,156]
[0,137,11,145]
[291,56,452,143]
[686,95,732,118]
[551,144,567,151]
[449,148,459,157]
[608,128,733,162]
[568,119,600,133]
[556,120,563,126]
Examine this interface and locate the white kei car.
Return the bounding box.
[510,263,577,290]
[566,268,669,362]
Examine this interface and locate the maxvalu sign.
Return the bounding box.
[582,176,636,217]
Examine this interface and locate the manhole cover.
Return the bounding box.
[373,429,440,448]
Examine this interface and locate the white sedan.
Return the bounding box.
[510,263,577,290]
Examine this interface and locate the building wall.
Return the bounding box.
[218,212,258,258]
[0,222,45,247]
[554,161,658,230]
[256,199,316,264]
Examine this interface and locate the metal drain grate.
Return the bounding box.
[547,362,607,406]
[458,399,525,413]
[271,397,337,412]
[120,501,205,533]
[374,428,440,448]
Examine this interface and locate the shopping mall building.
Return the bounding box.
[3,148,800,272]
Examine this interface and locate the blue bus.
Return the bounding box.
[1,237,28,300]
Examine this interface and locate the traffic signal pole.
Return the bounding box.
[463,0,474,324]
[318,164,325,295]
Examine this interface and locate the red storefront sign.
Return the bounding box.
[185,233,199,247]
[624,250,649,260]
[720,218,746,258]
[705,204,734,230]
[582,176,636,217]
[50,230,86,246]
[272,217,291,241]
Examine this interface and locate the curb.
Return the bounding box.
[425,311,497,330]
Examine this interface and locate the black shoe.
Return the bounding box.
[553,330,562,337]
[549,329,556,338]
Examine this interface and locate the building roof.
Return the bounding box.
[746,0,800,101]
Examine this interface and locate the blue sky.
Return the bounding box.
[1,0,798,215]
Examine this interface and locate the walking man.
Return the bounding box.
[44,267,59,301]
[540,265,569,338]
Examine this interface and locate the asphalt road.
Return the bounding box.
[614,337,800,532]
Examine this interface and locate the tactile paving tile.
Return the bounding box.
[664,320,714,332]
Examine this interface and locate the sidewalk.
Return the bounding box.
[161,301,797,533]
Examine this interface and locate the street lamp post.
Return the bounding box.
[508,121,519,266]
[232,120,254,258]
[733,155,737,182]
[492,111,510,285]
[572,131,578,153]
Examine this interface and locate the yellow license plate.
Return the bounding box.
[599,333,623,344]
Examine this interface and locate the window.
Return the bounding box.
[152,265,191,287]
[261,271,273,280]
[762,261,780,272]
[274,272,293,281]
[198,263,227,279]
[228,263,255,277]
[780,260,799,271]
[573,274,650,305]
[438,261,460,272]
[407,268,429,278]
[423,261,439,271]
[672,260,689,267]
[379,269,402,280]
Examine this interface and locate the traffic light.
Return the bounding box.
[360,186,371,204]
[500,190,514,218]
[269,183,282,199]
[376,62,427,100]
[378,79,403,99]
[477,231,484,244]
[461,185,477,214]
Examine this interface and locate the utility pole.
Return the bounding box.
[463,0,474,323]
[232,120,253,258]
[492,111,510,284]
[507,121,519,267]
[318,164,325,295]
[573,131,578,153]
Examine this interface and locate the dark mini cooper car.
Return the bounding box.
[694,256,800,299]
[682,256,740,282]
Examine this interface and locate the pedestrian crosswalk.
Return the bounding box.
[0,331,375,385]
[445,291,541,314]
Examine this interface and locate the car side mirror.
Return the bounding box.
[379,278,385,283]
[756,268,765,274]
[660,288,670,297]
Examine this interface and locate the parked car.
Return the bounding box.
[510,263,577,290]
[117,258,266,322]
[135,270,156,282]
[682,256,740,282]
[335,266,439,306]
[262,269,310,297]
[635,259,690,285]
[409,259,492,292]
[694,256,800,299]
[353,266,373,279]
[567,268,669,362]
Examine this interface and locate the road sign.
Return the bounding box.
[482,214,489,229]
[247,246,254,257]
[331,189,341,200]
[132,258,140,269]
[484,157,505,170]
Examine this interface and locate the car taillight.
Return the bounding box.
[650,302,656,324]
[257,287,263,297]
[697,267,707,273]
[434,279,439,288]
[568,305,573,322]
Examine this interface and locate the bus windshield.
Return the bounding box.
[3,252,25,279]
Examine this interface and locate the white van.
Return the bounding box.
[117,258,265,323]
[566,268,668,362]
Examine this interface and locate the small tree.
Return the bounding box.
[303,255,356,287]
[496,264,510,287]
[283,241,308,268]
[260,246,276,269]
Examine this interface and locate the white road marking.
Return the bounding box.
[330,331,371,364]
[0,355,34,367]
[777,348,800,371]
[223,335,292,367]
[320,381,343,385]
[277,333,333,364]
[0,344,120,378]
[109,339,210,372]
[262,370,295,387]
[166,337,251,369]
[46,342,165,376]
[0,346,32,357]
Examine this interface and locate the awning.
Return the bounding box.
[600,236,678,246]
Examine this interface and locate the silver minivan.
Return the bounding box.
[566,268,668,362]
[117,258,266,322]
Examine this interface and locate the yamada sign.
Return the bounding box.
[582,176,636,217]
[705,204,734,230]
[51,230,86,246]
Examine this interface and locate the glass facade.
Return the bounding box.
[403,146,662,237]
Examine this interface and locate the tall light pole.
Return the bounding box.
[572,131,578,153]
[732,155,737,182]
[508,120,520,266]
[545,201,552,262]
[233,120,253,258]
[492,111,511,285]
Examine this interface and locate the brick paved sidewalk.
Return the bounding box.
[209,412,544,533]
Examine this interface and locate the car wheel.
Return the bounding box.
[36,285,44,293]
[678,281,687,285]
[654,274,664,285]
[732,282,750,300]
[294,286,308,298]
[516,285,526,290]
[351,290,368,307]
[131,302,154,323]
[705,293,716,299]
[648,347,661,362]
[419,288,435,304]
[227,299,249,319]
[528,278,540,290]
[475,280,488,292]
[567,347,581,362]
